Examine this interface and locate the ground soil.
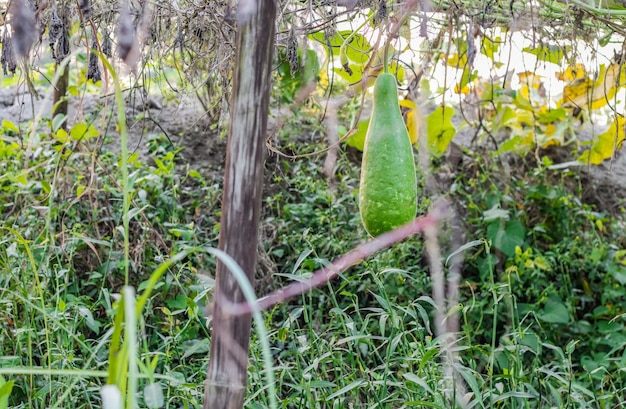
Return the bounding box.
[1,83,624,216]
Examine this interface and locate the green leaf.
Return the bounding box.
[188,169,202,178]
[1,119,18,133]
[502,105,518,123]
[402,373,434,394]
[310,30,370,60]
[345,118,369,151]
[533,255,550,270]
[487,218,525,257]
[391,62,405,83]
[600,0,626,9]
[181,339,211,358]
[309,380,336,389]
[343,33,372,64]
[426,105,456,156]
[0,376,14,409]
[166,294,187,310]
[78,306,101,334]
[14,171,29,186]
[302,49,320,84]
[52,114,67,132]
[538,299,570,324]
[493,391,539,402]
[497,133,534,155]
[333,64,364,85]
[483,206,510,221]
[456,67,475,94]
[481,36,500,60]
[76,184,86,197]
[67,84,80,96]
[610,267,626,285]
[326,379,366,400]
[537,107,567,123]
[309,31,340,55]
[522,45,569,64]
[54,128,70,143]
[144,383,164,409]
[70,122,99,141]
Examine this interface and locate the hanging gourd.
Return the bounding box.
[358,72,418,236]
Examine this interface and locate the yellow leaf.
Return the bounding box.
[555,63,587,83]
[454,82,470,94]
[515,72,547,110]
[539,121,568,148]
[561,63,625,110]
[443,53,468,68]
[516,110,535,126]
[406,110,419,144]
[517,71,544,89]
[399,99,420,145]
[578,115,625,165]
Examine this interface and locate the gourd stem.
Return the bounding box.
[383,41,389,74]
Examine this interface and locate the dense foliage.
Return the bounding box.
[1,0,626,407]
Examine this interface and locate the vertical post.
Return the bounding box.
[203,1,276,409]
[52,1,70,130]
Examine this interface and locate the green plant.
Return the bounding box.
[450,153,626,404]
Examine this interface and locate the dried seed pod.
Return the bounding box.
[87,35,101,82]
[10,0,36,59]
[1,32,17,74]
[102,29,112,58]
[54,21,69,63]
[287,29,298,77]
[373,0,387,26]
[49,7,62,57]
[78,0,92,20]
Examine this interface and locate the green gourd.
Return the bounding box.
[359,73,417,236]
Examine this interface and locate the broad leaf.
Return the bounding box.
[309,30,371,62]
[0,376,14,409]
[522,45,568,64]
[70,122,99,141]
[561,63,625,110]
[427,105,456,156]
[481,36,500,60]
[487,218,525,257]
[1,119,18,133]
[345,118,369,151]
[578,115,625,165]
[399,99,419,145]
[538,299,570,324]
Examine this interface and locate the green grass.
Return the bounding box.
[1,68,625,409]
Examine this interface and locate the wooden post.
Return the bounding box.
[52,1,70,130]
[203,1,276,408]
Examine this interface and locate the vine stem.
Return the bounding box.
[224,200,450,316]
[383,31,389,74]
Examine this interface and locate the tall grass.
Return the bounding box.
[1,56,625,409]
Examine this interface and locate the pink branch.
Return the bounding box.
[224,201,449,316]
